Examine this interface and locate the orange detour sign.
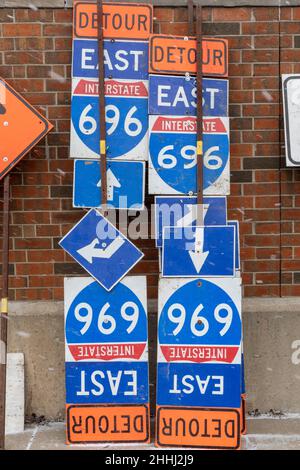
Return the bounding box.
[73,1,153,40]
[156,407,241,449]
[66,404,150,444]
[149,35,228,77]
[0,78,53,180]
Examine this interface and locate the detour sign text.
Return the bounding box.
[67,404,150,444]
[74,1,153,40]
[156,407,240,449]
[149,35,228,77]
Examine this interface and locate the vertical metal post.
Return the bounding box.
[97,0,108,213]
[188,0,194,36]
[0,174,10,450]
[196,3,203,224]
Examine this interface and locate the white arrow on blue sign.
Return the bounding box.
[149,74,228,116]
[148,115,230,195]
[155,196,227,248]
[72,39,148,80]
[73,159,145,210]
[162,225,235,277]
[157,277,242,408]
[59,209,144,291]
[71,78,149,160]
[64,276,149,404]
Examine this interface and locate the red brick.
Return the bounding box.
[3,23,41,37]
[212,7,250,21]
[154,8,174,22]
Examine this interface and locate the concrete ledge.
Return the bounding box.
[5,419,300,450]
[7,297,300,316]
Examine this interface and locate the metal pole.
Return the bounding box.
[188,0,194,36]
[0,174,10,450]
[97,0,108,213]
[196,3,203,224]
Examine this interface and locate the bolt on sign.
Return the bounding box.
[282,74,300,167]
[0,78,53,179]
[71,78,149,160]
[59,209,144,292]
[73,160,145,209]
[73,1,153,40]
[149,35,228,77]
[156,277,242,449]
[65,276,150,444]
[148,116,230,195]
[154,196,227,248]
[71,1,153,164]
[149,75,228,117]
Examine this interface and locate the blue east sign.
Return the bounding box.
[66,361,149,404]
[59,209,144,291]
[149,75,228,116]
[162,225,235,277]
[155,196,227,248]
[73,159,145,209]
[72,39,148,80]
[156,362,241,408]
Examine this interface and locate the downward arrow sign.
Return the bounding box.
[188,227,209,273]
[97,168,121,201]
[77,236,125,263]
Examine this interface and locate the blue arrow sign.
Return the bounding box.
[155,196,227,248]
[73,160,145,209]
[149,115,230,195]
[156,277,242,408]
[72,39,148,80]
[71,78,148,160]
[149,74,228,116]
[162,225,235,277]
[59,209,144,291]
[228,220,240,271]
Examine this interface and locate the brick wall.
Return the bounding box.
[0,5,300,301]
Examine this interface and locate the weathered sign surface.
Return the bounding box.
[148,116,230,195]
[149,35,228,77]
[0,78,53,180]
[73,159,145,209]
[282,74,300,167]
[59,209,144,291]
[156,277,242,449]
[65,276,150,444]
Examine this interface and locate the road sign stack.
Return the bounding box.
[59,2,153,444]
[149,34,245,449]
[71,1,152,209]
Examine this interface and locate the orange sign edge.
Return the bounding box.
[149,34,229,77]
[0,77,53,181]
[73,1,153,40]
[66,403,150,445]
[155,406,241,450]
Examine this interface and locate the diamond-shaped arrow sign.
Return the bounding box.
[0,78,53,180]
